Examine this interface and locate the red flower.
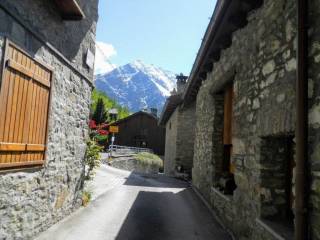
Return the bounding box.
[89,120,97,129]
[98,129,109,135]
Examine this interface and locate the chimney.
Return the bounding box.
[176,73,188,94]
[150,108,158,117]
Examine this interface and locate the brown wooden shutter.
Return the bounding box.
[223,85,233,145]
[0,41,52,169]
[223,84,234,174]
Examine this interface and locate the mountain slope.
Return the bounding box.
[91,89,130,120]
[94,60,176,113]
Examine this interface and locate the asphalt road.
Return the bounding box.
[36,166,231,240]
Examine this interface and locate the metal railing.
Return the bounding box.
[108,145,153,154]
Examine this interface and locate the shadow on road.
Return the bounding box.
[115,188,232,240]
[123,172,189,188]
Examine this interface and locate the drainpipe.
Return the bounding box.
[295,0,308,239]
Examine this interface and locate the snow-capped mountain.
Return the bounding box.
[94,60,176,113]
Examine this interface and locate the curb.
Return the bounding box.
[190,185,237,240]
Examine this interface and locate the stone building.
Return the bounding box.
[159,75,196,177]
[163,0,318,239]
[0,1,98,239]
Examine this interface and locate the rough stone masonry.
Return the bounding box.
[192,0,299,238]
[0,1,98,239]
[189,0,320,239]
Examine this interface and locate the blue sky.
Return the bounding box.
[95,0,217,75]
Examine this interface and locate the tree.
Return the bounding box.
[92,98,106,124]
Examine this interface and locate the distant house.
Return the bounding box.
[110,111,165,155]
[159,74,195,177]
[0,0,98,239]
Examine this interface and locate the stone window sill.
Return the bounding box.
[211,187,232,202]
[255,218,294,240]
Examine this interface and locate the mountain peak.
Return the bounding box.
[95,62,177,112]
[127,60,156,72]
[131,59,145,66]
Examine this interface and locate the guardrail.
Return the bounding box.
[108,145,153,154]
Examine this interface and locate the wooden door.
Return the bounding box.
[0,41,52,169]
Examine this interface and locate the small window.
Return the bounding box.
[169,122,172,130]
[260,135,295,228]
[0,41,52,170]
[217,84,237,195]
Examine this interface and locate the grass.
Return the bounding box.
[134,152,163,167]
[82,190,92,207]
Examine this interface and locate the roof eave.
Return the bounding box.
[183,0,264,105]
[54,0,85,21]
[158,95,182,126]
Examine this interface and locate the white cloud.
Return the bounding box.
[94,41,117,75]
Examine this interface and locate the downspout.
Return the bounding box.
[295,0,308,239]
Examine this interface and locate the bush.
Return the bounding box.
[82,190,92,207]
[84,140,103,180]
[95,134,108,145]
[134,152,163,168]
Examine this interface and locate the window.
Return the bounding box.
[0,41,52,170]
[260,135,295,227]
[223,84,233,173]
[217,84,237,195]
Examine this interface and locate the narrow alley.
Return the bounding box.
[36,166,231,240]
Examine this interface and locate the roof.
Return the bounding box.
[53,0,85,20]
[110,111,158,126]
[183,0,263,105]
[158,94,183,126]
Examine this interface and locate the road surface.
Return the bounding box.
[36,166,231,240]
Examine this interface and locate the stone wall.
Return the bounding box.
[164,109,178,175]
[192,0,299,239]
[308,0,320,239]
[111,158,160,175]
[176,102,196,175]
[164,103,196,177]
[0,1,98,239]
[0,0,98,80]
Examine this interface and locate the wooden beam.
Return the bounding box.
[199,72,207,80]
[0,160,44,170]
[203,62,213,72]
[240,0,264,11]
[208,51,221,62]
[0,143,26,152]
[216,34,232,49]
[54,0,85,20]
[228,12,248,29]
[7,60,33,79]
[33,73,51,88]
[26,144,46,152]
[8,60,51,87]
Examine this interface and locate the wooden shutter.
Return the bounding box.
[223,85,233,145]
[223,84,234,174]
[0,41,52,169]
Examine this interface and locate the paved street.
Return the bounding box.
[36,166,231,240]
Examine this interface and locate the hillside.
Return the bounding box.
[91,89,130,120]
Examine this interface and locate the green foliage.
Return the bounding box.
[84,140,103,180]
[92,98,107,124]
[95,134,108,146]
[82,190,92,207]
[91,89,130,122]
[134,152,163,168]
